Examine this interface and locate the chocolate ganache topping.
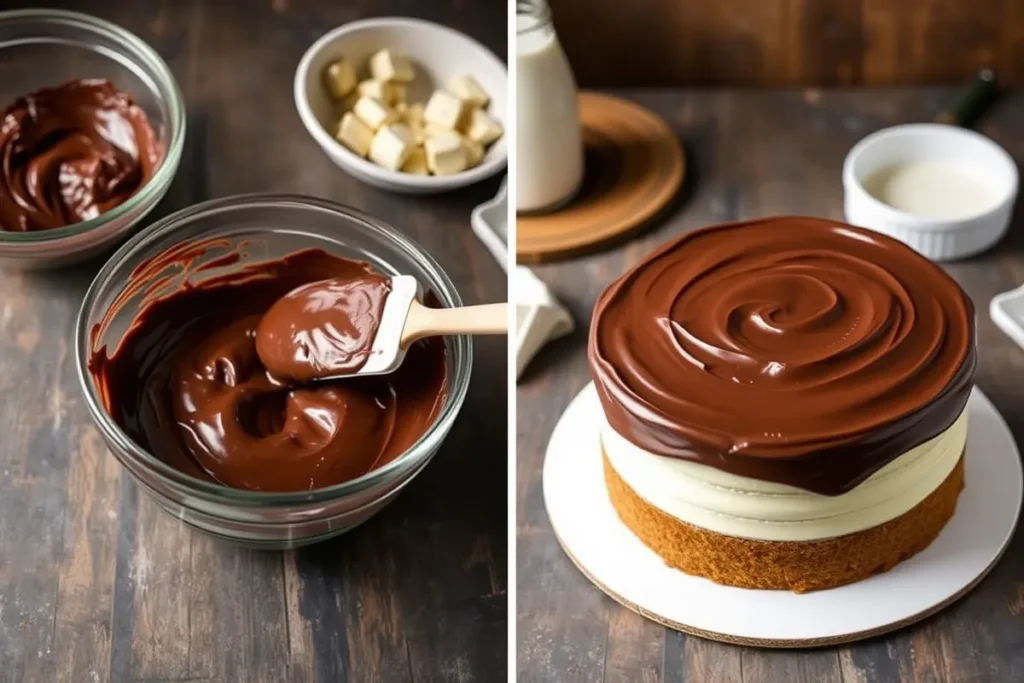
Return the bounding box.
[589,217,976,496]
[90,245,447,492]
[0,79,163,232]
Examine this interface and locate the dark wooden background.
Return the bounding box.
[548,0,1024,87]
[517,88,1024,682]
[0,2,507,682]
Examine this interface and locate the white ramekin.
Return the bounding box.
[843,123,1018,261]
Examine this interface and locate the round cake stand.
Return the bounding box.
[543,383,1023,647]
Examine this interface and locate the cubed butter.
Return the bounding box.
[357,79,405,105]
[424,131,468,175]
[358,79,388,100]
[405,106,432,144]
[449,74,489,109]
[335,112,374,157]
[466,109,503,145]
[423,90,464,131]
[419,122,453,146]
[369,49,415,82]
[324,58,356,99]
[404,102,425,127]
[401,146,429,175]
[369,124,415,171]
[461,135,484,167]
[353,96,397,131]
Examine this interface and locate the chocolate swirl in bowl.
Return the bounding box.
[0,79,163,232]
[589,217,976,495]
[90,246,448,493]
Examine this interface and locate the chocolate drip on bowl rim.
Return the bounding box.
[588,216,977,496]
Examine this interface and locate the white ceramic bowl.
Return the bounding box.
[843,123,1018,261]
[294,17,507,194]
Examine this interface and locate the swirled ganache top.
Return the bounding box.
[588,217,976,496]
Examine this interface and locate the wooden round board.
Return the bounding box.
[543,383,1023,648]
[516,92,685,263]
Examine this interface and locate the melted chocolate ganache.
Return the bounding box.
[589,217,976,496]
[90,247,448,492]
[0,79,162,231]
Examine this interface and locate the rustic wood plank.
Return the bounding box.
[0,268,87,683]
[665,636,741,683]
[516,88,1024,682]
[838,644,904,683]
[547,0,1021,87]
[603,610,663,683]
[282,553,318,683]
[186,541,292,682]
[126,503,193,680]
[740,650,843,683]
[53,426,121,683]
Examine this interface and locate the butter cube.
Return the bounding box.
[449,74,489,109]
[461,135,484,167]
[358,79,388,100]
[424,122,451,137]
[401,104,428,143]
[369,49,415,82]
[404,102,425,127]
[401,146,429,175]
[324,58,356,99]
[466,109,503,145]
[335,112,374,157]
[369,124,415,171]
[353,96,397,131]
[423,90,464,131]
[357,79,405,106]
[424,131,468,175]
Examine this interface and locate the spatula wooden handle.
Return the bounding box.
[401,301,508,346]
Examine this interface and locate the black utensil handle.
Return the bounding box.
[936,69,999,129]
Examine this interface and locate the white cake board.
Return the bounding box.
[543,383,1023,648]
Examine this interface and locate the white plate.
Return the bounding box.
[544,383,1022,647]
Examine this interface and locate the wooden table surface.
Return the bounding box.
[0,2,507,682]
[517,88,1024,683]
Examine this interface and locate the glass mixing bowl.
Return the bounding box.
[0,9,185,268]
[75,194,472,548]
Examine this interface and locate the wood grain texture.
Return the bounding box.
[546,0,1024,87]
[516,88,1024,682]
[516,92,684,263]
[0,1,507,682]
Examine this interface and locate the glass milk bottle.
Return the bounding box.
[516,0,584,213]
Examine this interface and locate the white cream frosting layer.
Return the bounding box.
[602,410,967,542]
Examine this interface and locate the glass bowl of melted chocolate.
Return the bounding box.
[76,195,470,548]
[0,9,185,268]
